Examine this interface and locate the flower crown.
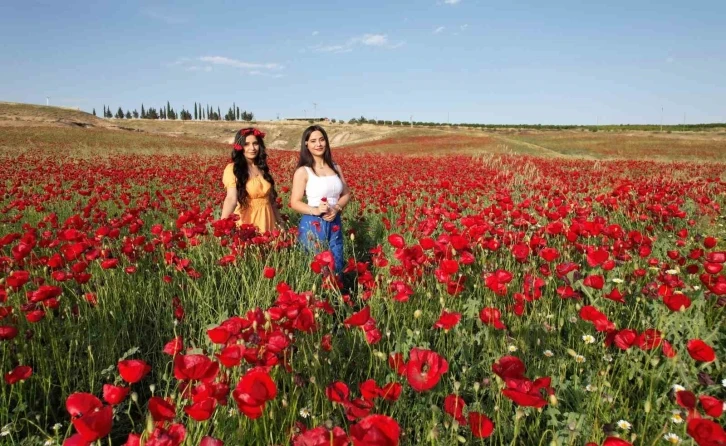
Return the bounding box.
[233,128,266,151]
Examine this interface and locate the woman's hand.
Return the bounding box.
[313,202,329,216]
[322,207,338,222]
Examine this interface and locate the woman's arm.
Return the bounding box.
[221,187,238,219]
[289,167,328,216]
[323,166,352,222]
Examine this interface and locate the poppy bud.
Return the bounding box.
[549,394,558,406]
[414,310,422,319]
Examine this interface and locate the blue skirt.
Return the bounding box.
[298,214,344,273]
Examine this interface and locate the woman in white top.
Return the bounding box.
[289,125,351,275]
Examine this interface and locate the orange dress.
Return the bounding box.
[223,163,277,233]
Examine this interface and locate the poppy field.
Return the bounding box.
[1,127,725,446]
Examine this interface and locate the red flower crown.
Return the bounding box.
[233,128,266,151]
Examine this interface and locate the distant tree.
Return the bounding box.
[105,107,112,118]
[102,106,106,117]
[194,103,198,120]
[166,101,171,119]
[393,120,401,126]
[331,119,336,123]
[236,106,240,121]
[180,108,192,120]
[92,108,96,116]
[125,111,132,119]
[348,118,357,124]
[377,120,384,125]
[217,107,221,121]
[141,104,146,119]
[132,109,139,119]
[146,107,159,119]
[115,107,124,119]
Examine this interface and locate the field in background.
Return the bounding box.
[3,101,726,161]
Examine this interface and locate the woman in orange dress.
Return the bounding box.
[220,128,283,233]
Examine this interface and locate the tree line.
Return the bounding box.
[345,116,726,132]
[93,102,254,122]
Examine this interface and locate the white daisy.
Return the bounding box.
[603,354,614,363]
[663,433,681,444]
[617,419,632,431]
[508,345,518,352]
[586,384,597,392]
[670,410,684,424]
[299,408,311,419]
[582,335,596,344]
[611,278,624,283]
[575,354,586,364]
[543,350,554,357]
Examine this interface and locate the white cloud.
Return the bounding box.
[198,56,283,70]
[444,0,461,4]
[460,24,468,31]
[185,66,212,72]
[666,57,674,63]
[434,26,445,34]
[312,30,319,36]
[358,34,388,46]
[311,33,404,53]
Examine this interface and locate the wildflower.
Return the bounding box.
[575,355,586,364]
[299,408,311,419]
[603,354,613,363]
[663,433,681,444]
[582,335,596,344]
[543,350,554,357]
[586,384,597,392]
[43,439,55,446]
[508,345,518,353]
[611,278,624,283]
[665,269,679,275]
[670,410,684,424]
[52,424,62,431]
[617,419,632,431]
[0,424,11,437]
[721,378,726,388]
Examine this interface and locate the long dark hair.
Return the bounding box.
[298,125,341,177]
[231,128,277,209]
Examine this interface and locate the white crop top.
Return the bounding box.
[304,166,343,206]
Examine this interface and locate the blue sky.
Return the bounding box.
[1,0,725,124]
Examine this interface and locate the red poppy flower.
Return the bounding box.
[4,365,32,384]
[479,307,506,330]
[0,325,19,341]
[686,418,726,445]
[433,310,461,331]
[443,394,466,424]
[148,396,176,422]
[359,379,381,400]
[405,347,448,392]
[349,414,400,446]
[118,359,151,384]
[663,293,692,311]
[468,412,494,438]
[344,306,371,327]
[699,395,724,418]
[676,390,697,410]
[184,397,217,421]
[613,329,637,350]
[388,234,405,249]
[102,384,130,406]
[173,354,219,382]
[293,426,349,446]
[379,382,402,401]
[326,381,350,404]
[163,337,184,356]
[231,368,277,419]
[687,339,716,362]
[602,438,633,446]
[263,266,276,279]
[492,356,526,380]
[200,436,224,446]
[65,393,113,442]
[583,275,604,290]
